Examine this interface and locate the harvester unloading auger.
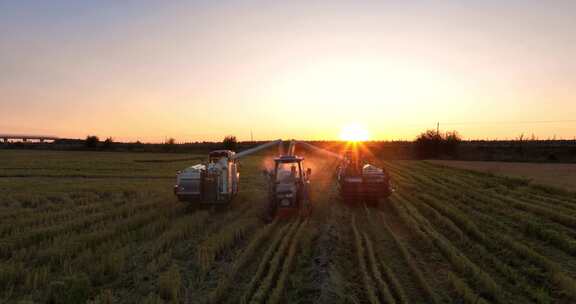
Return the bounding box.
[174,139,390,214]
[174,140,283,205]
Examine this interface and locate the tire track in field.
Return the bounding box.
[350,214,380,304]
[356,204,415,304]
[360,206,411,304]
[267,220,309,304]
[373,206,441,304]
[315,199,358,304]
[362,230,397,304]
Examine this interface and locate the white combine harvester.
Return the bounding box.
[174,140,282,205]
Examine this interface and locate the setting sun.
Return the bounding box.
[339,123,370,142]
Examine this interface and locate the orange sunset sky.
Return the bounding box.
[1,1,575,142]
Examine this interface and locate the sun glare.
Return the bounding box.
[340,123,370,142]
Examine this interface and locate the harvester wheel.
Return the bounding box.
[263,200,277,223]
[365,198,379,208]
[185,203,199,213]
[300,200,312,217]
[380,197,391,207]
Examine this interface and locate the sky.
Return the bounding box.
[1,0,575,142]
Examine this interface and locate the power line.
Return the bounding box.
[439,119,576,126]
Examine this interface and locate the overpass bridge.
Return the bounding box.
[0,134,59,143]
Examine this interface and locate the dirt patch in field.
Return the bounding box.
[429,160,576,192]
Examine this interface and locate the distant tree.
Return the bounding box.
[415,129,461,159]
[444,131,462,157]
[102,137,114,150]
[85,135,99,148]
[134,140,143,150]
[415,130,442,158]
[515,133,525,154]
[163,138,176,152]
[223,135,237,151]
[517,133,525,142]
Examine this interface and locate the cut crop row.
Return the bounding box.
[207,220,280,303]
[392,193,502,303]
[196,217,259,273]
[350,214,380,304]
[267,220,309,304]
[390,167,576,301]
[243,220,303,304]
[405,193,550,303]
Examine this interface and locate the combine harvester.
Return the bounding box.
[264,140,312,220]
[297,141,392,206]
[175,138,389,215]
[336,148,392,206]
[174,140,282,206]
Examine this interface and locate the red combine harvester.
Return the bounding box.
[264,141,312,221]
[336,149,391,206]
[291,140,391,206]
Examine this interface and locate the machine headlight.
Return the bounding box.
[280,199,291,207]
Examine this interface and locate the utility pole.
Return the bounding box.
[250,129,254,142]
[436,122,440,136]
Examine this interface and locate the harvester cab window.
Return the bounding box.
[276,163,300,182]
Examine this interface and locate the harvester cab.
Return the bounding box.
[342,149,362,175]
[265,155,312,220]
[174,140,282,206]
